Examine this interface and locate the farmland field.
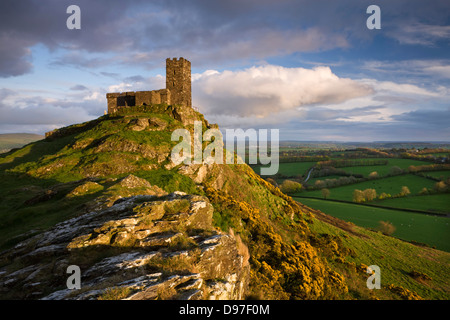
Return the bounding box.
[373,193,450,214]
[297,174,437,201]
[424,170,450,180]
[296,197,450,252]
[334,158,434,177]
[252,144,450,252]
[251,161,315,177]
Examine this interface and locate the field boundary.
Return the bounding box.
[293,195,450,217]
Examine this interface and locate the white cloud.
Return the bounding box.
[193,64,373,117]
[0,88,100,134]
[360,79,440,97]
[191,63,450,133]
[388,23,450,46]
[423,65,450,79]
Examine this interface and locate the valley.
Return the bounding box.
[251,143,450,252]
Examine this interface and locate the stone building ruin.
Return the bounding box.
[106,57,192,113]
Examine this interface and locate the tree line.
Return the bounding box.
[316,159,388,169]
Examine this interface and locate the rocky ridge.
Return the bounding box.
[0,176,249,300]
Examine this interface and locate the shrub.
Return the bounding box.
[363,188,377,202]
[314,180,325,189]
[368,171,378,179]
[266,178,278,187]
[98,287,131,300]
[387,284,422,300]
[408,270,432,281]
[434,181,447,192]
[321,188,330,200]
[353,189,365,203]
[279,180,302,194]
[377,221,396,235]
[378,192,391,200]
[353,188,376,202]
[398,186,411,197]
[388,166,403,176]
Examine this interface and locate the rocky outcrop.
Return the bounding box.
[0,191,249,300]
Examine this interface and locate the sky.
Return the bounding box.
[0,0,449,142]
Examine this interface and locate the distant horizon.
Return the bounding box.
[1,133,450,145]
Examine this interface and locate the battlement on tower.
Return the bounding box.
[106,57,192,113]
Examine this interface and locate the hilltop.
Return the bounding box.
[0,104,448,300]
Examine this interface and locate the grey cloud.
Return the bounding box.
[124,75,146,83]
[1,0,449,77]
[303,105,384,121]
[70,84,88,91]
[278,117,449,141]
[0,0,147,76]
[388,23,450,46]
[391,108,450,127]
[50,52,112,69]
[0,34,34,77]
[100,72,120,78]
[0,89,102,133]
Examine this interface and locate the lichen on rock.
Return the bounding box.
[0,192,249,300]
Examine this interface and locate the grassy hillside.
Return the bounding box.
[308,212,450,300]
[0,105,448,300]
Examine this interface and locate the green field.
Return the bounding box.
[296,197,450,252]
[424,170,450,180]
[373,193,450,214]
[337,158,434,177]
[251,161,316,177]
[299,174,436,201]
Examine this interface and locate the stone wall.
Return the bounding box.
[135,89,170,106]
[107,89,171,113]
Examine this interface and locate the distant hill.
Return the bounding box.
[0,133,44,153]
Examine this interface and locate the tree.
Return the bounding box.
[363,188,377,202]
[434,181,447,192]
[353,189,365,203]
[321,188,330,200]
[314,180,325,189]
[399,186,410,197]
[389,166,403,176]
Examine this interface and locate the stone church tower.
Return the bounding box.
[105,57,192,113]
[166,57,192,108]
